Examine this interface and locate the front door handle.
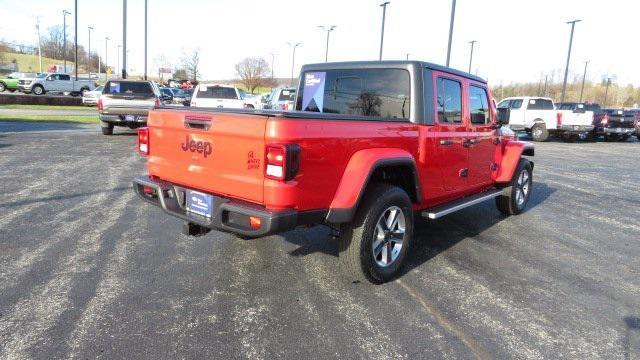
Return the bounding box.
[439,139,454,146]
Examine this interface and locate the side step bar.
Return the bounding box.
[422,188,504,220]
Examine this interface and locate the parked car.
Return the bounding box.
[497,96,593,142]
[628,109,640,141]
[189,84,248,108]
[132,60,535,283]
[242,93,270,109]
[81,85,104,105]
[0,72,36,92]
[264,87,296,110]
[594,109,636,141]
[98,79,169,135]
[19,72,97,96]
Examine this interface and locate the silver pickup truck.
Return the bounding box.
[19,73,97,96]
[98,79,170,135]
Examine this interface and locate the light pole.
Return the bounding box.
[406,53,409,60]
[36,17,42,72]
[379,2,390,61]
[579,60,589,102]
[122,0,127,79]
[603,77,611,107]
[445,0,456,67]
[74,0,78,80]
[560,19,581,103]
[105,37,110,78]
[468,40,477,73]
[287,42,301,86]
[117,45,121,78]
[269,53,275,79]
[88,26,93,76]
[144,0,147,79]
[318,25,336,62]
[62,9,71,73]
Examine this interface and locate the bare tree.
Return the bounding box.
[181,49,200,82]
[235,57,270,93]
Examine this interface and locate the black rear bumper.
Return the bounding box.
[132,176,323,237]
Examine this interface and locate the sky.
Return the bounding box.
[0,0,638,86]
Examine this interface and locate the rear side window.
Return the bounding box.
[436,77,462,123]
[59,74,71,81]
[527,98,554,110]
[558,103,575,110]
[469,85,490,125]
[105,81,154,95]
[297,68,411,120]
[195,85,238,99]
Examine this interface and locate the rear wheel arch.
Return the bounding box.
[326,157,421,224]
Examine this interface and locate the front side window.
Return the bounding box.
[436,77,462,123]
[297,68,411,120]
[497,99,523,109]
[469,85,490,125]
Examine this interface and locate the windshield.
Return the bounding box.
[36,73,47,79]
[170,88,185,96]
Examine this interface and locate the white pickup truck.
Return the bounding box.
[18,73,97,96]
[497,96,594,142]
[189,84,248,108]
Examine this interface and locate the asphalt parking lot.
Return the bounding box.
[0,122,638,359]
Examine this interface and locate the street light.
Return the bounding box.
[269,52,275,79]
[122,0,127,79]
[88,26,93,76]
[445,0,456,67]
[36,17,42,73]
[104,36,110,77]
[62,9,71,73]
[379,2,390,61]
[117,44,121,78]
[579,60,589,102]
[468,40,477,73]
[287,42,301,86]
[74,0,78,80]
[406,53,410,60]
[318,25,336,63]
[560,19,581,103]
[144,0,148,80]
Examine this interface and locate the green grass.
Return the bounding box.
[0,52,75,73]
[0,114,98,123]
[0,104,93,110]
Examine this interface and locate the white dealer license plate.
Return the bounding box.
[186,190,213,218]
[125,115,136,121]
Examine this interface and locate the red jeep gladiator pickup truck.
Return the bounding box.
[133,61,534,283]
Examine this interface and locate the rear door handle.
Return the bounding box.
[463,138,479,147]
[439,139,454,146]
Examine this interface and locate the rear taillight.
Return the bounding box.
[556,112,563,126]
[154,98,161,107]
[243,103,252,109]
[279,103,289,110]
[600,114,608,125]
[137,127,150,156]
[265,144,300,181]
[97,97,103,111]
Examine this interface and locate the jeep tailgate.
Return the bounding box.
[146,109,267,204]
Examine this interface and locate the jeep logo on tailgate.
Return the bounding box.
[180,136,212,158]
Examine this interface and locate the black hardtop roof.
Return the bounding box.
[300,60,487,84]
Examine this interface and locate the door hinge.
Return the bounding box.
[459,168,469,177]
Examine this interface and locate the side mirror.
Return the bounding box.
[496,107,510,125]
[46,77,54,81]
[161,94,172,102]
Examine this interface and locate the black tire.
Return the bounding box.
[32,85,45,95]
[604,134,620,142]
[496,159,533,216]
[0,82,6,92]
[621,135,630,142]
[7,88,15,92]
[338,183,414,284]
[637,135,640,142]
[530,123,549,142]
[101,122,114,135]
